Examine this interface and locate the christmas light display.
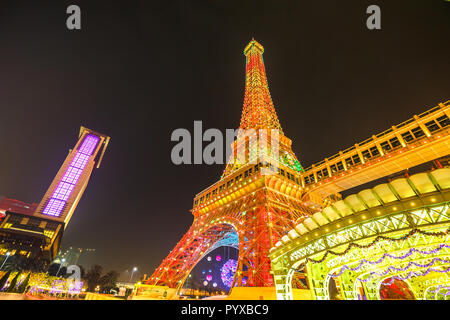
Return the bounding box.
[359,266,450,283]
[221,259,238,288]
[302,228,450,265]
[42,134,100,217]
[429,285,450,295]
[216,255,222,262]
[330,244,450,277]
[358,257,450,282]
[206,274,212,281]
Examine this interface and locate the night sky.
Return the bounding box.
[0,1,449,279]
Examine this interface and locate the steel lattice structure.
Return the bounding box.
[147,40,313,290]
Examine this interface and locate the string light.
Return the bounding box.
[330,244,450,277]
[359,266,450,283]
[302,228,450,264]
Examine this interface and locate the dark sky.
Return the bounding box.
[0,0,449,278]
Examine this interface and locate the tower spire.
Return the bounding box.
[239,39,283,134]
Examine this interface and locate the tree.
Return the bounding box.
[0,271,11,291]
[7,271,21,292]
[99,271,120,293]
[17,272,31,293]
[85,265,103,292]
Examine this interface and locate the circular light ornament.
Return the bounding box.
[206,274,212,281]
[213,283,217,288]
[220,259,238,288]
[216,255,222,262]
[203,281,208,286]
[207,256,212,262]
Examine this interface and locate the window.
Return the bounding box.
[401,131,414,142]
[248,168,253,175]
[280,169,285,176]
[194,199,199,205]
[352,154,361,164]
[205,193,210,200]
[425,120,440,132]
[304,176,310,184]
[437,115,450,128]
[362,149,372,160]
[27,219,41,228]
[370,146,380,157]
[380,141,392,152]
[304,174,316,185]
[317,170,323,180]
[199,196,204,204]
[46,222,59,231]
[389,137,402,148]
[212,189,217,196]
[244,170,249,178]
[345,157,354,168]
[411,126,425,139]
[219,185,224,192]
[330,164,337,173]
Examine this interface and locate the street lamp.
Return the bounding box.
[0,252,11,270]
[56,259,66,277]
[130,267,138,282]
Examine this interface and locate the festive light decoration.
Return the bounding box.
[203,281,208,286]
[216,255,222,262]
[42,134,100,217]
[206,274,212,281]
[429,285,450,295]
[359,257,450,281]
[359,266,450,283]
[330,244,450,277]
[207,256,212,262]
[301,228,450,265]
[213,282,217,287]
[221,259,238,288]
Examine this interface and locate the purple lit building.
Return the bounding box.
[0,127,110,263]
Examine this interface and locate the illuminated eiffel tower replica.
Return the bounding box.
[147,40,319,292]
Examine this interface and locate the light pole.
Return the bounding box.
[0,252,10,270]
[56,258,66,277]
[130,267,138,282]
